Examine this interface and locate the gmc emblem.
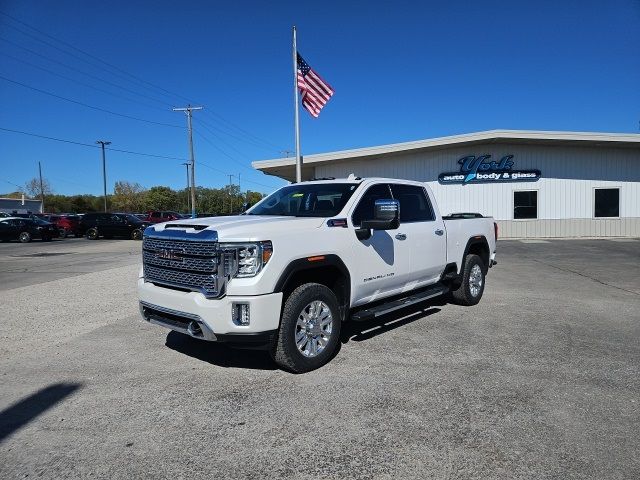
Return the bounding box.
[156,249,183,261]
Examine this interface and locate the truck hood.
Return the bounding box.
[146,215,326,241]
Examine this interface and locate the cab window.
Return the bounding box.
[351,184,392,227]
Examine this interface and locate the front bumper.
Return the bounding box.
[137,278,283,341]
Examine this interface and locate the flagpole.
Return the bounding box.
[292,26,302,183]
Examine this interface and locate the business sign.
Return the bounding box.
[438,155,541,185]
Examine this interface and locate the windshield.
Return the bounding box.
[248,183,359,217]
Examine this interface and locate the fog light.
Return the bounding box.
[232,303,250,326]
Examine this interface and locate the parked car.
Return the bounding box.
[42,214,81,238]
[79,213,149,240]
[144,211,186,223]
[0,217,58,242]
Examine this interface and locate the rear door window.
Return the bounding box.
[390,184,435,223]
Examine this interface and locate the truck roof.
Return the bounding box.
[297,176,428,187]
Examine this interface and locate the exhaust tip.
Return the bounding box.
[187,321,203,338]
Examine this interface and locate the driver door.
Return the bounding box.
[348,183,411,307]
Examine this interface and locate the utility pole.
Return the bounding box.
[38,161,45,213]
[227,174,235,214]
[96,140,111,212]
[173,105,203,218]
[237,173,241,210]
[181,162,190,213]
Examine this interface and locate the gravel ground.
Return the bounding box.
[0,238,638,479]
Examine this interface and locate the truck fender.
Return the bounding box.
[460,236,490,273]
[274,254,351,321]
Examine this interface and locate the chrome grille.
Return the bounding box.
[142,250,217,272]
[143,236,218,256]
[142,228,221,298]
[144,264,218,297]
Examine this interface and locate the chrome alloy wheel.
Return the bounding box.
[295,300,333,358]
[469,264,483,297]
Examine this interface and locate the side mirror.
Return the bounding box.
[355,199,400,240]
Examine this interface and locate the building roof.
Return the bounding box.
[252,130,640,180]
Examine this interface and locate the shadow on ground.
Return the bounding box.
[341,305,442,343]
[165,331,278,370]
[0,382,82,443]
[165,300,444,370]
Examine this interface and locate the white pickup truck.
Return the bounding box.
[138,177,497,372]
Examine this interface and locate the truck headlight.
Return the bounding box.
[221,241,272,278]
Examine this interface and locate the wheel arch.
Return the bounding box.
[274,254,351,321]
[462,236,490,272]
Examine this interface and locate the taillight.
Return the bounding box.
[494,222,499,241]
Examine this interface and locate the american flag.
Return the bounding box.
[297,53,334,118]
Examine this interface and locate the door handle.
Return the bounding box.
[434,229,444,236]
[395,233,407,240]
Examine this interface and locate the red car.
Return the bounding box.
[144,211,186,224]
[43,214,81,238]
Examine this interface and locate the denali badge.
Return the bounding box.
[156,249,183,261]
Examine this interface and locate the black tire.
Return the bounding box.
[59,228,67,238]
[131,229,143,240]
[86,228,99,240]
[18,231,32,243]
[451,254,486,306]
[271,283,342,373]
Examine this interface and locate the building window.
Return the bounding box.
[594,188,619,218]
[513,191,537,219]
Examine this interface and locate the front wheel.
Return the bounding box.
[271,283,341,373]
[451,254,486,306]
[59,228,67,238]
[86,228,99,240]
[19,231,32,243]
[131,229,143,240]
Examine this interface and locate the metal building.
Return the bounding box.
[253,130,640,238]
[0,197,43,215]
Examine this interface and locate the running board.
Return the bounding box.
[351,284,448,322]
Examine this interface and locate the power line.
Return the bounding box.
[0,125,275,190]
[0,37,173,108]
[0,126,187,160]
[195,160,272,189]
[194,129,257,174]
[0,11,192,104]
[0,11,284,152]
[0,51,170,113]
[200,111,284,152]
[0,75,184,128]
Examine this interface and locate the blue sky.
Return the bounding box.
[0,0,638,196]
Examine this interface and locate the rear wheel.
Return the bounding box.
[19,231,32,243]
[86,228,99,240]
[131,229,143,240]
[451,254,486,306]
[271,283,341,373]
[59,228,67,238]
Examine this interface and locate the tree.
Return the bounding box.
[142,186,179,211]
[25,177,53,198]
[112,181,146,212]
[246,190,265,207]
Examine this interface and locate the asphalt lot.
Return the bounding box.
[0,237,639,479]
